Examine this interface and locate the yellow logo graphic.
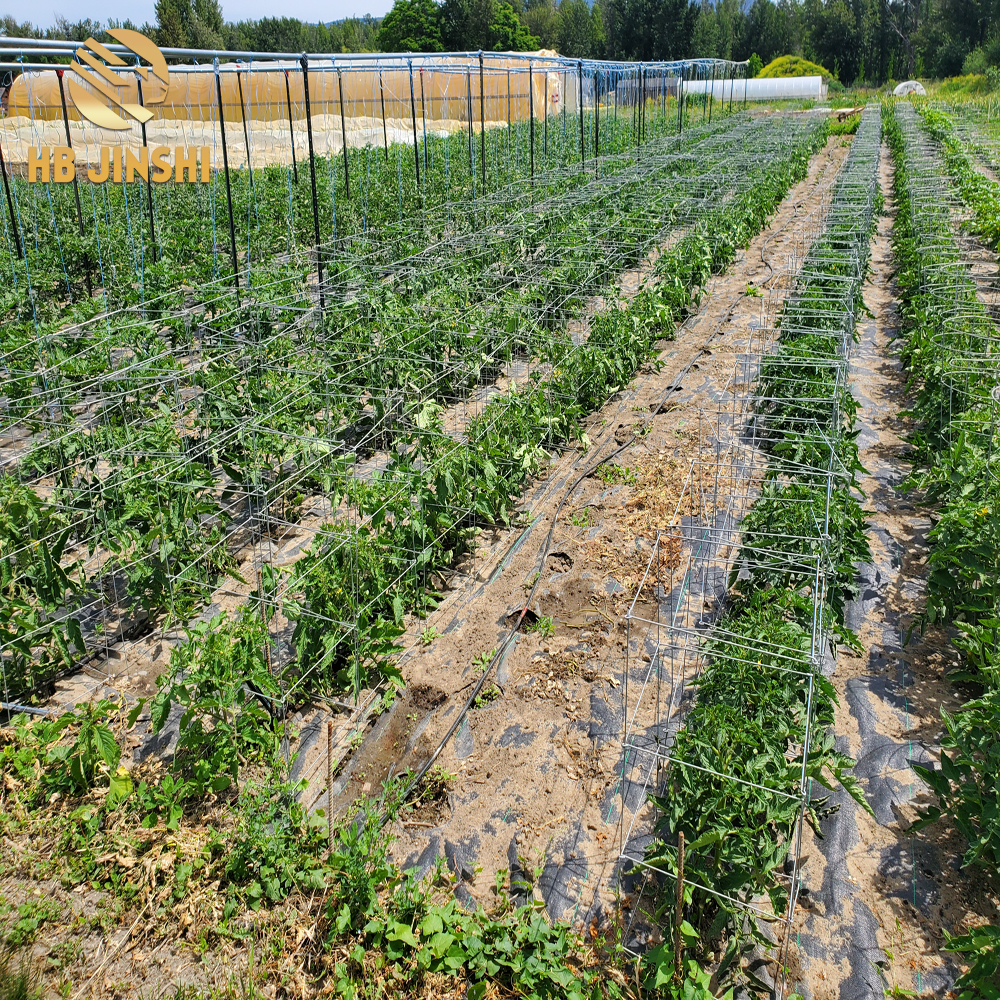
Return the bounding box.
[68,29,169,131]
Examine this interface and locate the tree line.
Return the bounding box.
[3,0,1000,85]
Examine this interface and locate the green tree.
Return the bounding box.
[591,1,607,56]
[440,0,497,49]
[491,1,539,48]
[692,0,721,56]
[378,0,444,51]
[740,0,798,65]
[558,0,595,56]
[522,0,561,49]
[154,0,225,50]
[604,0,699,60]
[155,1,187,47]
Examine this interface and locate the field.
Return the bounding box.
[1,57,1000,1000]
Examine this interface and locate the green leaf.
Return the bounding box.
[127,699,147,729]
[428,931,455,958]
[107,769,133,810]
[66,616,86,655]
[386,921,418,948]
[94,725,121,769]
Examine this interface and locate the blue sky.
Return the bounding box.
[17,0,391,31]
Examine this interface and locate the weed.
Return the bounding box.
[526,615,555,638]
[0,943,40,1000]
[416,765,456,803]
[875,919,919,998]
[570,508,593,528]
[595,463,638,485]
[472,648,497,671]
[420,625,440,646]
[473,684,502,709]
[0,897,62,946]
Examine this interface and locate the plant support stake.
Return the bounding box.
[283,69,298,183]
[54,70,86,247]
[543,71,548,160]
[408,60,421,189]
[528,63,534,179]
[0,139,21,259]
[593,69,599,166]
[674,830,685,985]
[214,58,241,307]
[379,67,389,161]
[300,53,323,309]
[327,719,334,850]
[478,51,485,190]
[578,60,585,166]
[639,64,644,145]
[55,67,92,291]
[236,69,253,187]
[466,69,475,191]
[338,67,350,198]
[136,77,158,266]
[419,67,428,175]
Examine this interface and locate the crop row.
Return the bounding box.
[1,113,823,706]
[0,108,836,996]
[2,97,724,347]
[2,110,759,408]
[638,106,882,993]
[887,102,1000,889]
[130,100,830,940]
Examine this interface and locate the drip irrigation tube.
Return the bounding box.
[391,304,735,818]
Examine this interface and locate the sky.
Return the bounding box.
[11,0,392,30]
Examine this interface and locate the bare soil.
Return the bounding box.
[27,132,995,999]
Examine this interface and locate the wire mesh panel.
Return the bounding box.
[616,105,883,995]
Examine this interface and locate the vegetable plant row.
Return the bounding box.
[638,106,883,994]
[0,105,843,1000]
[2,96,725,350]
[887,102,1000,895]
[1,113,825,711]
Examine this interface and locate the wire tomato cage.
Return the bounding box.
[615,106,883,996]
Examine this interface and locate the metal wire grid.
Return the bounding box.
[0,112,827,727]
[615,105,883,992]
[895,102,1000,460]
